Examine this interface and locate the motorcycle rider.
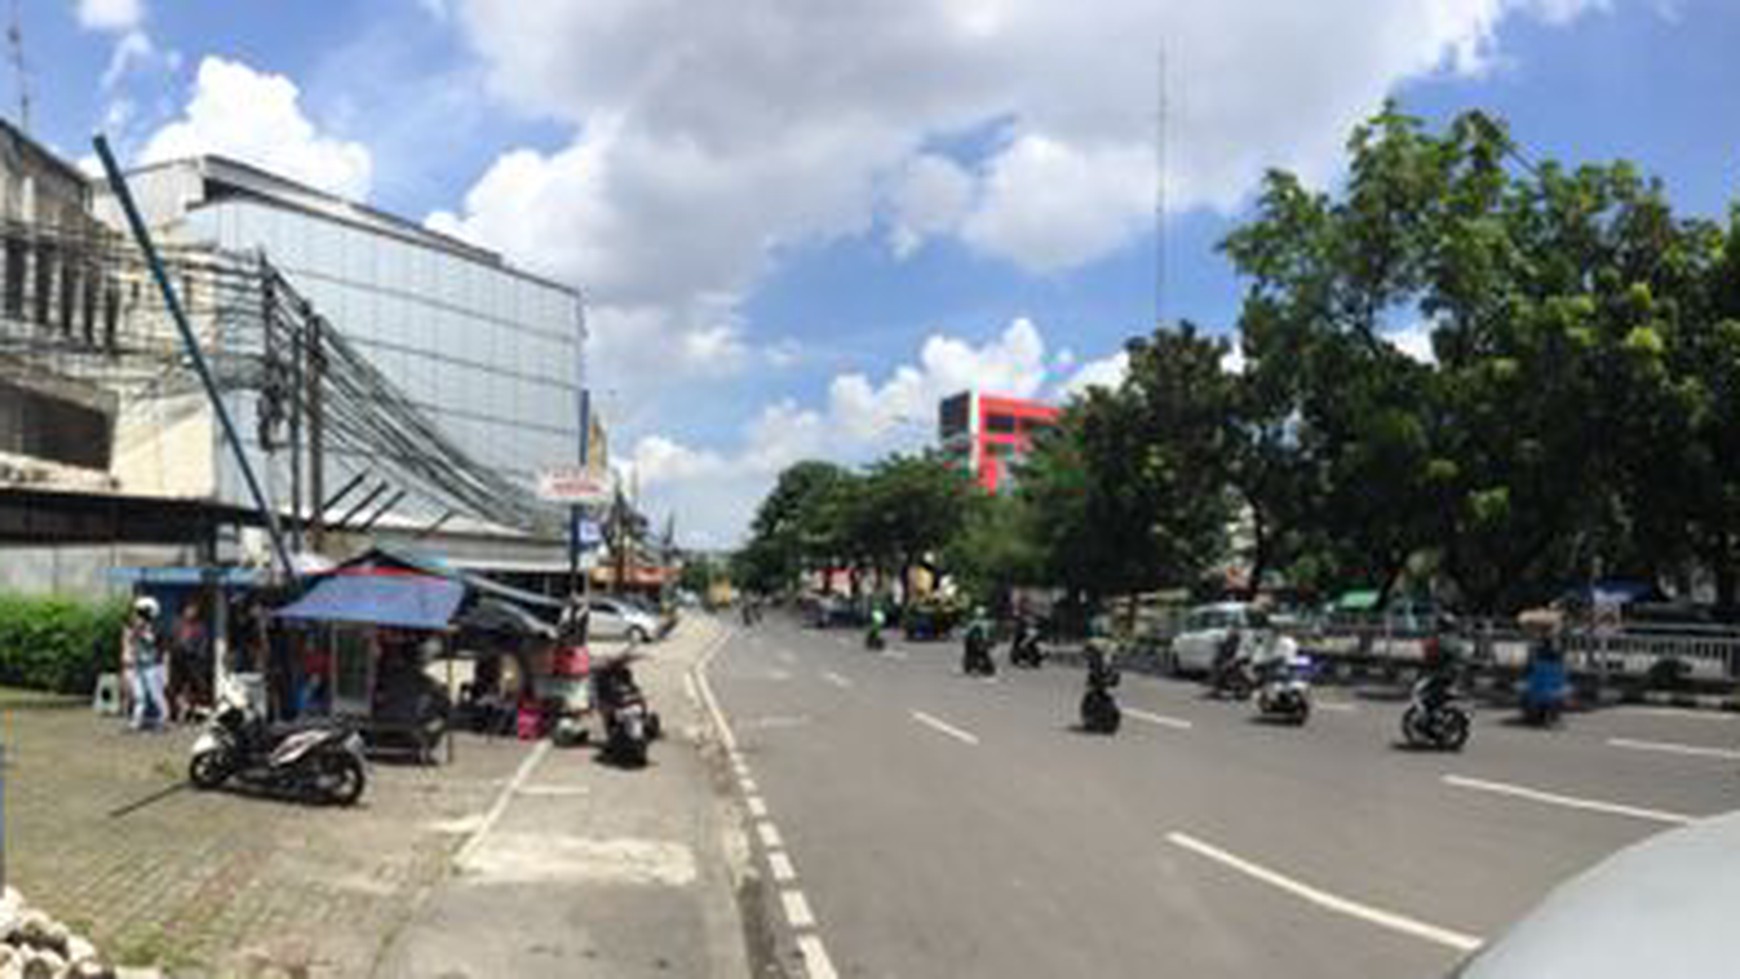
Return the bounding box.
[866,605,887,649]
[1210,626,1247,696]
[963,606,994,674]
[1418,614,1466,712]
[1010,606,1042,666]
[1080,616,1123,732]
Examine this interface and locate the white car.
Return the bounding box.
[1169,602,1272,675]
[587,597,666,644]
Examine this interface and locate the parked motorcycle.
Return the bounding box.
[1401,672,1471,750]
[1253,652,1312,725]
[188,694,368,805]
[594,651,661,767]
[1009,619,1045,669]
[1080,644,1122,734]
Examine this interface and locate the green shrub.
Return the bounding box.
[0,593,130,695]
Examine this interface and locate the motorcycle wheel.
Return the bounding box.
[189,751,230,790]
[1289,698,1310,726]
[611,730,649,768]
[1401,706,1428,746]
[1438,708,1471,751]
[319,754,367,806]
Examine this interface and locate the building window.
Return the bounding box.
[33,242,53,327]
[3,237,24,319]
[985,413,1017,434]
[939,393,971,439]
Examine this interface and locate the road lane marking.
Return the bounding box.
[746,796,769,817]
[768,850,796,883]
[781,889,817,929]
[741,777,759,792]
[766,668,794,681]
[1624,705,1735,722]
[883,649,909,660]
[911,710,981,745]
[1442,774,1694,825]
[454,738,551,869]
[777,650,798,664]
[796,935,839,979]
[1608,737,1740,762]
[757,821,785,848]
[693,626,740,754]
[1125,708,1193,730]
[1166,831,1482,953]
[822,670,853,689]
[742,714,812,731]
[1316,701,1358,713]
[683,672,700,706]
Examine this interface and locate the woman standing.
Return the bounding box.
[127,597,167,731]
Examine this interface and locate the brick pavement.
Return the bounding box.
[0,690,531,977]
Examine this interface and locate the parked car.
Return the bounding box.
[588,596,668,643]
[1169,602,1272,675]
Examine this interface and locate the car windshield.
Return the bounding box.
[16,6,1727,977]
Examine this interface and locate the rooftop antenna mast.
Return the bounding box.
[6,0,27,134]
[1154,43,1167,329]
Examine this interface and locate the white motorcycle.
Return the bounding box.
[1253,639,1312,726]
[189,692,368,806]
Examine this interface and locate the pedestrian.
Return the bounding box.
[170,601,210,722]
[126,597,167,731]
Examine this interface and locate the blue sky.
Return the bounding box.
[28,0,1740,544]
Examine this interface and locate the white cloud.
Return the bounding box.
[962,134,1154,272]
[140,57,374,200]
[1057,350,1130,400]
[100,30,155,88]
[1382,323,1438,364]
[888,153,974,259]
[76,0,142,32]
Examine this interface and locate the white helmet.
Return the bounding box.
[133,596,160,619]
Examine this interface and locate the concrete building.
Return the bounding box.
[937,390,1059,494]
[0,133,596,592]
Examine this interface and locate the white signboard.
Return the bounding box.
[538,467,611,504]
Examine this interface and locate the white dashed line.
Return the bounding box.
[1125,707,1193,729]
[1607,737,1740,761]
[778,650,798,664]
[741,777,759,792]
[1442,774,1694,825]
[883,649,909,660]
[1167,831,1483,953]
[746,796,769,817]
[757,821,785,848]
[822,670,853,689]
[781,889,818,929]
[796,934,840,979]
[911,710,981,745]
[768,850,797,883]
[1315,701,1359,713]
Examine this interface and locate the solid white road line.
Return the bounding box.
[796,934,840,979]
[781,889,818,929]
[454,738,551,868]
[768,850,797,883]
[1608,737,1740,762]
[1442,774,1694,825]
[683,672,700,706]
[911,710,981,746]
[1166,831,1483,953]
[822,670,853,689]
[1124,707,1193,730]
[692,626,741,754]
[757,821,785,849]
[746,796,769,818]
[1624,705,1736,722]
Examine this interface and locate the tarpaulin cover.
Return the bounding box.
[272,570,464,630]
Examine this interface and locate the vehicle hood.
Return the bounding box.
[1456,809,1740,978]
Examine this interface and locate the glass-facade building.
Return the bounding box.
[96,157,582,543]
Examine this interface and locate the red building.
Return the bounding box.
[937,390,1060,493]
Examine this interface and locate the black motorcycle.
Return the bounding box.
[1401,672,1471,750]
[189,698,368,805]
[962,628,996,676]
[1009,621,1045,668]
[594,652,661,767]
[865,625,886,651]
[1080,646,1122,734]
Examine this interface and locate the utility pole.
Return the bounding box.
[307,313,326,553]
[1154,44,1167,330]
[7,0,29,135]
[282,273,304,553]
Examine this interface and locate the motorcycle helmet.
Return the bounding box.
[133,596,160,620]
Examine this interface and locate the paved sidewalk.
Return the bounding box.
[0,689,528,977]
[376,616,754,979]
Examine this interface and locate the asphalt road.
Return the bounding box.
[705,614,1740,978]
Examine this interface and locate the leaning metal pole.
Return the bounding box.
[93,134,296,581]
